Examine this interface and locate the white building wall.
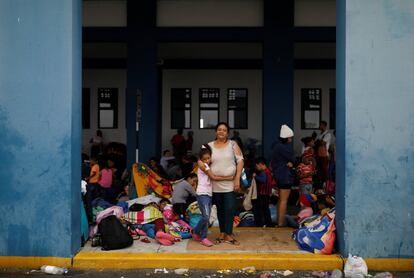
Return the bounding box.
[82,69,127,155]
[162,69,262,156]
[293,70,336,155]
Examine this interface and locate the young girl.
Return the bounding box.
[285,193,317,228]
[193,145,234,247]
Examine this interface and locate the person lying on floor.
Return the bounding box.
[123,201,176,246]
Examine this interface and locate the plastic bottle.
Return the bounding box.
[40,265,68,275]
[240,169,248,187]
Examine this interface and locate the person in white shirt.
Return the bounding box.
[317,121,333,154]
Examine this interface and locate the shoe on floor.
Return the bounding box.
[136,229,147,236]
[157,238,174,246]
[200,238,214,247]
[156,231,175,242]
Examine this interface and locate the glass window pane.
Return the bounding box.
[200,110,218,129]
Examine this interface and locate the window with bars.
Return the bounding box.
[228,88,248,129]
[199,88,220,129]
[98,88,118,129]
[171,88,191,129]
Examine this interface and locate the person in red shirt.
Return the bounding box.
[296,152,316,194]
[170,129,186,161]
[252,157,276,227]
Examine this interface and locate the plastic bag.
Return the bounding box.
[344,254,368,278]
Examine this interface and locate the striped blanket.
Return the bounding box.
[123,205,163,225]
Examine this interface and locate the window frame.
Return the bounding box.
[227,88,248,129]
[97,88,118,129]
[199,88,220,129]
[301,88,322,130]
[170,88,192,129]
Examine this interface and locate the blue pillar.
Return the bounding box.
[336,0,414,258]
[126,1,160,166]
[263,0,294,158]
[0,0,81,257]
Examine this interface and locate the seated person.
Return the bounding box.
[172,173,198,207]
[285,194,317,228]
[180,155,194,179]
[160,150,176,171]
[148,157,168,179]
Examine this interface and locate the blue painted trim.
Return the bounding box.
[262,0,294,159]
[126,0,160,167]
[83,26,335,43]
[294,27,336,42]
[82,58,335,70]
[335,0,346,256]
[157,27,263,42]
[83,27,127,42]
[83,58,126,68]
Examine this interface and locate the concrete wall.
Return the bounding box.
[0,0,81,257]
[82,69,127,155]
[161,70,262,156]
[293,70,336,155]
[336,0,414,258]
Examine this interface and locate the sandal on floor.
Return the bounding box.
[214,238,224,244]
[224,239,240,246]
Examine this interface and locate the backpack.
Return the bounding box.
[98,215,133,250]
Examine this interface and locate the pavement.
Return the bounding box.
[1,268,413,278]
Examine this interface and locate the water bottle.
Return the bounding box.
[240,169,248,188]
[40,265,68,275]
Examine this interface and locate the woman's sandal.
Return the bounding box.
[214,238,224,245]
[224,238,240,246]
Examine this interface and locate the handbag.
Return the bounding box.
[243,178,257,211]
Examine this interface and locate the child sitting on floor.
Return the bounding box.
[161,199,193,239]
[285,193,317,229]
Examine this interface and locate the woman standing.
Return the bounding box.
[271,125,296,227]
[205,122,244,245]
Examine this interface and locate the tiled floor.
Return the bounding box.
[82,228,306,254]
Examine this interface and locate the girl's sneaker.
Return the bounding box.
[200,238,214,247]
